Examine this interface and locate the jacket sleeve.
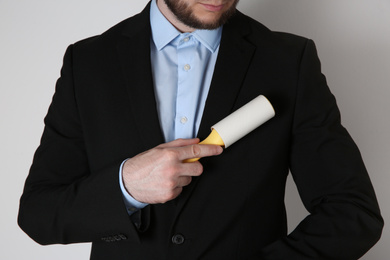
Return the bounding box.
[18,45,139,245]
[258,40,383,259]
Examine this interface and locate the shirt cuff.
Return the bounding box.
[119,159,148,215]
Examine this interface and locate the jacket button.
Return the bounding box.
[171,234,185,245]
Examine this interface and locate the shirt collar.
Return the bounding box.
[150,0,222,53]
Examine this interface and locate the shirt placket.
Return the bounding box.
[175,34,198,140]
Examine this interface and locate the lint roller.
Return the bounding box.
[185,95,275,162]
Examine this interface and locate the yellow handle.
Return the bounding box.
[184,129,225,163]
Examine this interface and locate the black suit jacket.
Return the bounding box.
[18,3,383,259]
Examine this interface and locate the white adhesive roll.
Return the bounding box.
[211,95,275,148]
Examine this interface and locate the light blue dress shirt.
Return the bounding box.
[119,0,222,215]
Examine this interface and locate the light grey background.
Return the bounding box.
[1,0,389,259]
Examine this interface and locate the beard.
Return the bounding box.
[163,0,239,30]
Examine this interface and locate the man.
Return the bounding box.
[18,0,383,259]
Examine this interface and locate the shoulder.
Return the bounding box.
[226,10,310,55]
[71,3,151,53]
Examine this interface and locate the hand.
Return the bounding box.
[122,138,223,204]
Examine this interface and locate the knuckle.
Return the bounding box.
[191,144,201,157]
[162,165,180,179]
[164,179,177,189]
[163,149,179,161]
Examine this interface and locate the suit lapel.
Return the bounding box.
[197,12,256,140]
[116,4,164,151]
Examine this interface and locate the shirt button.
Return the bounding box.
[184,64,191,71]
[172,234,185,245]
[180,117,188,124]
[183,37,190,42]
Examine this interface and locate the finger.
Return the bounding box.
[179,143,223,161]
[176,176,192,187]
[178,160,204,177]
[157,138,200,149]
